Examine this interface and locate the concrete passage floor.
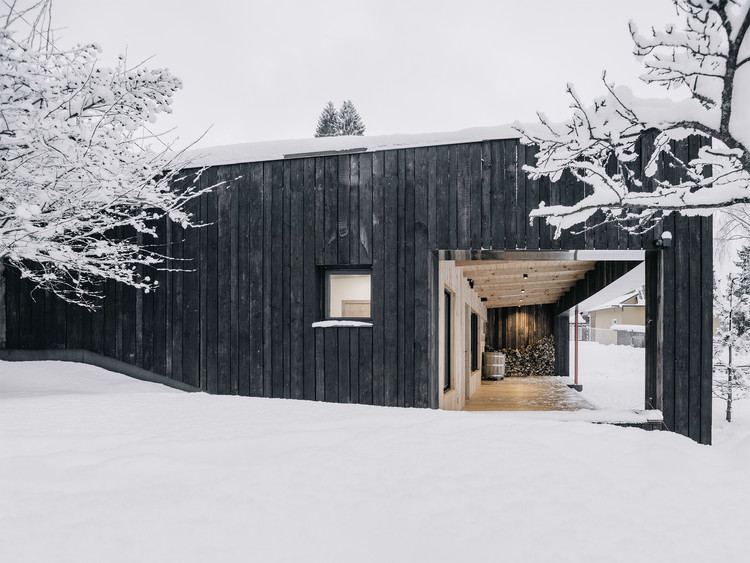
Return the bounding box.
[462,377,596,412]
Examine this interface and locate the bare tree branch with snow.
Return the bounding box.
[0,1,214,307]
[714,272,750,421]
[519,0,750,237]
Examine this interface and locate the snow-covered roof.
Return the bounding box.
[587,289,644,313]
[179,124,524,168]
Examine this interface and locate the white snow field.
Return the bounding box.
[1,361,749,563]
[569,341,646,410]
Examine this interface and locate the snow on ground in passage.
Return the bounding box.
[569,341,646,410]
[1,360,749,563]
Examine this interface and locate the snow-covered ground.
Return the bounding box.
[1,361,749,563]
[568,341,645,410]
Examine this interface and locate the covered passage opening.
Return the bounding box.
[435,250,646,414]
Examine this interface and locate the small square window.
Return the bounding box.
[326,270,372,319]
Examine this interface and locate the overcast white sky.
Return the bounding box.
[48,0,678,150]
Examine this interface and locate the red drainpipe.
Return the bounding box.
[574,305,579,386]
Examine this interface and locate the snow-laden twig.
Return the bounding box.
[714,262,750,422]
[0,1,219,307]
[518,0,750,235]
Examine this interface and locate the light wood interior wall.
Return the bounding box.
[439,260,487,411]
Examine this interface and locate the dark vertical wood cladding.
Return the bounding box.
[487,305,554,350]
[414,149,430,407]
[4,270,19,349]
[371,152,385,406]
[383,151,398,406]
[654,214,713,444]
[290,160,304,400]
[644,251,659,411]
[700,216,713,443]
[554,315,570,378]
[302,159,317,401]
[3,137,713,442]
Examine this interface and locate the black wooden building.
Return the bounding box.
[0,127,714,444]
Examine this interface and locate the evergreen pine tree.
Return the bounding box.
[732,245,750,337]
[338,100,366,136]
[314,101,341,138]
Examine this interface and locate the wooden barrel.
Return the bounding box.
[483,352,505,380]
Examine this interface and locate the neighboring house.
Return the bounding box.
[586,288,645,345]
[586,287,719,342]
[587,288,645,331]
[0,128,714,444]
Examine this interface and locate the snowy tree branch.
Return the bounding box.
[519,0,750,235]
[0,1,222,307]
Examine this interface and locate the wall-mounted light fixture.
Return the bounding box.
[468,278,474,289]
[481,297,487,302]
[523,273,528,279]
[655,230,673,248]
[521,288,525,293]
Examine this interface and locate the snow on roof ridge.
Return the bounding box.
[587,289,643,312]
[178,123,528,169]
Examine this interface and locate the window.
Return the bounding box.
[444,290,452,392]
[471,312,478,372]
[326,270,371,319]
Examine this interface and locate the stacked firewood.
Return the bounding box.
[500,335,555,377]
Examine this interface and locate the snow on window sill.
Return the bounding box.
[312,320,373,328]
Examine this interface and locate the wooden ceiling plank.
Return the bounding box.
[484,299,559,308]
[468,271,588,284]
[464,261,596,270]
[459,261,595,275]
[473,278,586,290]
[482,289,566,296]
